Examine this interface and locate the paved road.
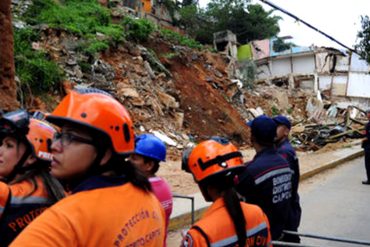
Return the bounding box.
[167,157,370,246]
[298,157,370,247]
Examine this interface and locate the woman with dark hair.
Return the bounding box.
[11,88,165,246]
[0,110,65,246]
[181,137,272,247]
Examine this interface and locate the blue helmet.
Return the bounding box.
[134,134,166,162]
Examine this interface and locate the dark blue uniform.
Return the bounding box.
[276,139,302,242]
[363,121,370,181]
[237,147,292,240]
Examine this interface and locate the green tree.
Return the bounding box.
[355,15,370,63]
[272,37,296,52]
[179,0,280,44]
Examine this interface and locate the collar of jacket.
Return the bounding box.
[254,146,276,159]
[72,175,127,194]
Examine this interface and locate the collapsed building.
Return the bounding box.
[236,37,370,150]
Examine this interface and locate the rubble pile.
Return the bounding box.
[290,105,366,151]
[240,83,367,151]
[29,28,251,158]
[10,2,367,154]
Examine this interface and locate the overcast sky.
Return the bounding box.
[199,0,370,50]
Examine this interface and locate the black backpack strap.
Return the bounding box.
[191,225,211,247]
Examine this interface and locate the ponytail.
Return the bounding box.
[223,188,246,247]
[200,173,247,246]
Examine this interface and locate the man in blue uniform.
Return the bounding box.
[362,110,370,185]
[237,115,292,241]
[273,115,301,243]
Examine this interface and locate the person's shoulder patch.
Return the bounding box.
[182,233,194,247]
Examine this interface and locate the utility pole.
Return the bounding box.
[0,0,19,110]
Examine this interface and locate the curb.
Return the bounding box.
[168,207,207,231]
[300,149,364,180]
[168,148,364,231]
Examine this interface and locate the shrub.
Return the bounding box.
[14,28,64,93]
[83,39,110,56]
[160,29,202,49]
[23,0,123,56]
[271,106,280,116]
[122,17,155,42]
[24,0,110,35]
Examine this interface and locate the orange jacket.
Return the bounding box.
[182,198,272,247]
[0,177,57,247]
[10,182,165,247]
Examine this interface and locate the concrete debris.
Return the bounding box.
[306,95,325,123]
[151,130,177,146]
[247,107,264,118]
[138,45,172,77]
[157,91,179,109]
[144,61,156,79]
[117,86,140,98]
[290,105,368,151]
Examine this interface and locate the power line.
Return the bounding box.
[258,0,358,54]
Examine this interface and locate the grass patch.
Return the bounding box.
[160,29,203,49]
[14,28,64,94]
[162,52,178,59]
[122,17,156,42]
[22,0,124,55]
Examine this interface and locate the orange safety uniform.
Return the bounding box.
[0,177,56,246]
[182,198,272,247]
[10,177,165,247]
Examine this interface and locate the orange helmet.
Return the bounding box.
[46,88,135,154]
[27,118,56,161]
[183,137,244,182]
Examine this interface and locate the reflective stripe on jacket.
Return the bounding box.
[237,147,292,240]
[182,198,272,247]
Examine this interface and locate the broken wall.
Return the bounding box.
[255,47,370,104]
[347,53,370,98]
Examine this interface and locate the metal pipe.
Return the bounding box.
[284,230,370,246]
[172,193,195,224]
[271,241,322,247]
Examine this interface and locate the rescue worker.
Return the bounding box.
[273,115,302,243]
[181,137,272,247]
[361,109,370,185]
[237,115,292,241]
[129,133,173,246]
[11,88,165,246]
[0,110,65,246]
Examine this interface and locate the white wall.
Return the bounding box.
[292,55,315,74]
[331,75,348,96]
[271,58,291,76]
[318,76,332,90]
[347,72,370,98]
[351,53,369,72]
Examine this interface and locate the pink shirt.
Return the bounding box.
[149,177,173,227]
[149,177,173,246]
